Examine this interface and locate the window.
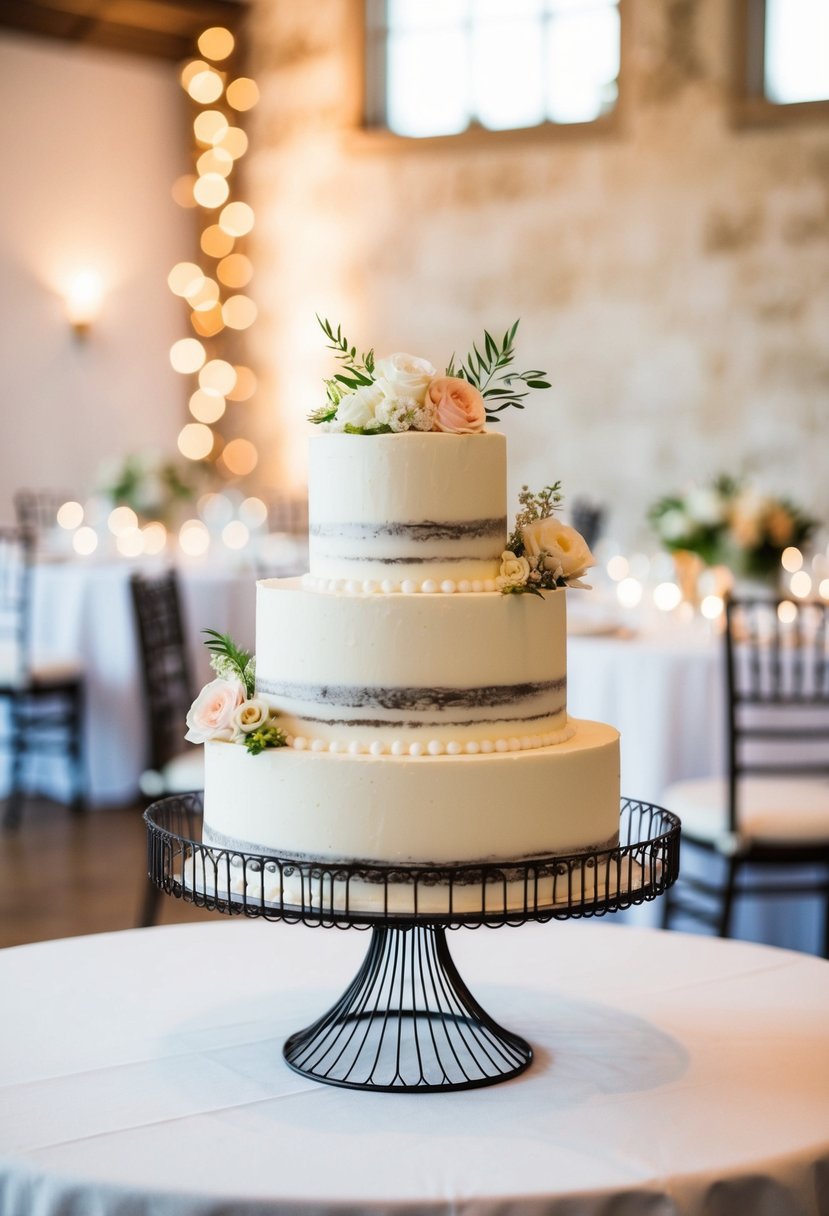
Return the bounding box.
[365,0,621,139]
[763,0,829,104]
[736,0,829,122]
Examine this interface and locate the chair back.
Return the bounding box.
[570,498,605,550]
[0,528,33,687]
[130,571,194,772]
[14,490,72,537]
[725,595,829,831]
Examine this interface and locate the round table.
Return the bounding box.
[1,920,828,1215]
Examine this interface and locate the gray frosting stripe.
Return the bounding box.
[256,678,566,712]
[280,706,566,729]
[311,518,506,542]
[309,553,496,566]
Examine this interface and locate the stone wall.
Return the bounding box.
[244,0,828,548]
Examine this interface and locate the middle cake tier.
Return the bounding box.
[255,578,569,750]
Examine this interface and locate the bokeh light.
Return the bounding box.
[168,263,204,298]
[819,578,829,600]
[200,224,235,258]
[169,336,206,373]
[226,77,259,110]
[222,520,250,549]
[198,492,234,527]
[199,359,237,396]
[193,173,230,209]
[171,175,197,207]
[189,389,226,423]
[179,519,210,557]
[239,496,268,528]
[217,253,253,288]
[190,306,225,338]
[790,570,812,598]
[606,555,629,582]
[216,127,248,159]
[72,526,98,556]
[197,147,233,178]
[222,438,258,475]
[222,294,257,329]
[653,581,681,612]
[116,528,145,558]
[778,600,798,624]
[178,423,215,460]
[180,59,209,89]
[219,201,254,236]
[198,26,235,60]
[141,522,167,554]
[194,109,229,146]
[226,366,257,401]
[108,506,138,535]
[616,577,642,608]
[700,594,724,620]
[187,69,224,105]
[187,278,221,312]
[56,500,84,530]
[782,546,803,573]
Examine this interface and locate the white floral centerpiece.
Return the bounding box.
[309,317,552,434]
[185,631,286,755]
[495,485,596,596]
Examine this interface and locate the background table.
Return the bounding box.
[1,558,261,806]
[1,919,828,1216]
[568,621,827,955]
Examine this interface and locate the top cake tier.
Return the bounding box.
[308,432,507,586]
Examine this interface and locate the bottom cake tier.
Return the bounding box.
[202,718,620,868]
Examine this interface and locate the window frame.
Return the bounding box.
[359,0,627,148]
[731,0,829,127]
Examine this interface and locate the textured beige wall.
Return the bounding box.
[244,0,828,548]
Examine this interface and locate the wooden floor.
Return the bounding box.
[0,798,214,948]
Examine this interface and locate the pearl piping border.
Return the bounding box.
[301,573,498,595]
[282,721,576,757]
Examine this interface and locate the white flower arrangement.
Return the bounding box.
[309,318,551,435]
[497,485,595,596]
[185,631,286,755]
[649,476,816,580]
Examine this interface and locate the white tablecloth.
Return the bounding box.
[1,919,828,1215]
[2,559,258,806]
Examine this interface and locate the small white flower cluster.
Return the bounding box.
[329,354,437,434]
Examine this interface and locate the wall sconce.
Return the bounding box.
[64,270,104,338]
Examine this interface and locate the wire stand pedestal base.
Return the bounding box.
[144,796,680,1093]
[283,923,531,1091]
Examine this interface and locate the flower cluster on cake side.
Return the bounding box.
[496,484,595,595]
[185,630,287,754]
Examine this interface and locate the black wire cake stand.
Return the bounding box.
[145,795,680,1093]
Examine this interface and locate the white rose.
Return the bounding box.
[521,519,595,581]
[185,678,244,744]
[658,508,690,543]
[374,352,436,404]
[233,697,271,734]
[337,383,385,430]
[495,550,531,590]
[686,488,724,526]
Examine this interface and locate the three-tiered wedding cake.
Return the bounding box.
[185,325,621,911]
[200,431,620,886]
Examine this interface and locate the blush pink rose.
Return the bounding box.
[185,677,245,744]
[427,377,486,434]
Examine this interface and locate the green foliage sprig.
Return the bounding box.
[245,723,287,755]
[507,483,563,556]
[446,321,551,422]
[310,316,377,421]
[203,629,256,698]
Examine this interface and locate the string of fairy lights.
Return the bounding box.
[168,23,261,545]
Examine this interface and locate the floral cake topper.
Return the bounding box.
[308,317,551,435]
[185,630,286,755]
[496,485,595,596]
